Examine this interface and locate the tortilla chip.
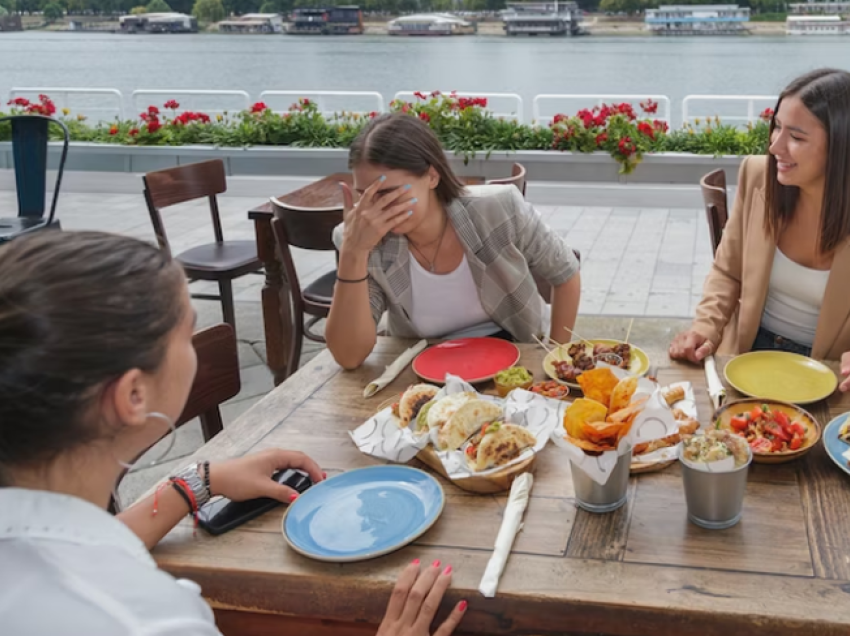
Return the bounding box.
[563,398,608,438]
[580,419,625,444]
[566,434,617,453]
[577,368,620,407]
[606,396,649,423]
[609,376,638,414]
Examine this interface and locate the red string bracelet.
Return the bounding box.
[152,477,200,535]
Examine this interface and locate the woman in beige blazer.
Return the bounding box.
[670,68,850,391]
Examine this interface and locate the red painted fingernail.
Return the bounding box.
[322,471,327,479]
[432,559,441,568]
[289,493,298,502]
[459,600,468,612]
[443,565,452,575]
[411,558,420,565]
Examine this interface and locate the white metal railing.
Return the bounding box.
[257,90,384,117]
[8,87,124,120]
[533,94,672,125]
[681,95,778,127]
[394,91,524,122]
[131,89,251,116]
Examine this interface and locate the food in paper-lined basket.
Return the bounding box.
[350,374,563,493]
[631,382,700,473]
[393,383,440,428]
[464,422,536,472]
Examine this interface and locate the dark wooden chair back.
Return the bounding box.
[487,162,527,197]
[0,114,69,235]
[109,323,239,513]
[143,159,228,254]
[700,169,728,256]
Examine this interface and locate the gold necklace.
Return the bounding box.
[409,216,448,273]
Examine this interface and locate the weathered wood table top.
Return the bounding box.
[154,338,850,636]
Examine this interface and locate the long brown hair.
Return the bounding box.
[348,113,465,207]
[0,231,185,485]
[764,68,850,254]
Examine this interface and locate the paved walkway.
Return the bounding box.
[0,171,713,501]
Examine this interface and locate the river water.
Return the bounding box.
[1,31,847,123]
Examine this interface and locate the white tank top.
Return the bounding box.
[408,252,501,339]
[761,248,830,347]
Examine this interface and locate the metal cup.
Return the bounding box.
[678,444,752,530]
[570,447,631,513]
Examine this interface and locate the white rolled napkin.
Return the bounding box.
[363,339,428,398]
[704,356,726,411]
[478,473,533,598]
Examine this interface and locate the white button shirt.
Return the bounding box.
[0,487,221,636]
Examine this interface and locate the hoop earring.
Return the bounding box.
[117,412,178,474]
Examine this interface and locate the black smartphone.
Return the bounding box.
[197,469,312,536]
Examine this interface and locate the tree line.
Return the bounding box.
[0,0,789,19]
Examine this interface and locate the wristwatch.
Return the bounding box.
[171,463,212,508]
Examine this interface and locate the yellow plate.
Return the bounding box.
[543,339,651,389]
[724,351,837,405]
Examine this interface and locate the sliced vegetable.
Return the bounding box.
[730,415,749,432]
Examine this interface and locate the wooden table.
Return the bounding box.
[154,339,850,635]
[248,174,488,386]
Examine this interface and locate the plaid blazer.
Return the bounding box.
[332,184,579,342]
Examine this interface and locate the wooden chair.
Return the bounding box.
[700,169,729,256]
[143,160,262,336]
[269,196,343,379]
[110,323,240,513]
[0,114,69,243]
[487,162,527,197]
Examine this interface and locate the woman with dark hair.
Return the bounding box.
[326,113,581,369]
[670,68,850,389]
[0,231,465,635]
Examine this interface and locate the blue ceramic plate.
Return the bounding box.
[282,466,445,562]
[823,413,850,477]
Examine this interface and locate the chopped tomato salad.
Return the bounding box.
[724,404,807,453]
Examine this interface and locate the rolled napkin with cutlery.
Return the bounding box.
[478,472,533,598]
[704,355,726,411]
[363,339,428,398]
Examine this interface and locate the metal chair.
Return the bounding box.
[487,162,527,197]
[269,196,342,379]
[700,169,728,256]
[0,114,69,243]
[143,160,262,336]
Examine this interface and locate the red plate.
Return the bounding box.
[412,338,521,384]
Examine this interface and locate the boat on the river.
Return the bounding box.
[118,12,197,33]
[287,6,364,35]
[644,5,750,36]
[387,13,476,36]
[501,2,582,37]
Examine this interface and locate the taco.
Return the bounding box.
[397,384,440,428]
[437,399,503,451]
[464,422,536,472]
[425,392,477,431]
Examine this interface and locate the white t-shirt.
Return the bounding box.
[408,252,501,339]
[0,487,220,636]
[761,248,830,347]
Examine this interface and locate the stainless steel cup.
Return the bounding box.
[571,447,631,513]
[678,444,753,530]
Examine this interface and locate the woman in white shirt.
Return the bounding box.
[0,231,466,636]
[326,113,581,370]
[670,68,850,391]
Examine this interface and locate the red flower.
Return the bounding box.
[139,112,149,122]
[128,128,139,137]
[552,113,568,125]
[147,119,162,134]
[109,125,119,135]
[414,91,427,100]
[164,99,180,109]
[251,102,268,114]
[595,132,608,146]
[419,112,431,123]
[615,103,636,121]
[638,121,655,140]
[148,105,160,116]
[401,103,410,114]
[369,111,379,119]
[576,108,595,128]
[653,119,669,133]
[640,99,658,114]
[430,90,441,98]
[299,98,311,106]
[8,97,30,107]
[760,107,775,122]
[618,136,636,157]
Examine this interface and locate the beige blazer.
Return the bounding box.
[692,155,850,361]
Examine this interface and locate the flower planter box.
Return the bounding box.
[0,142,746,186]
